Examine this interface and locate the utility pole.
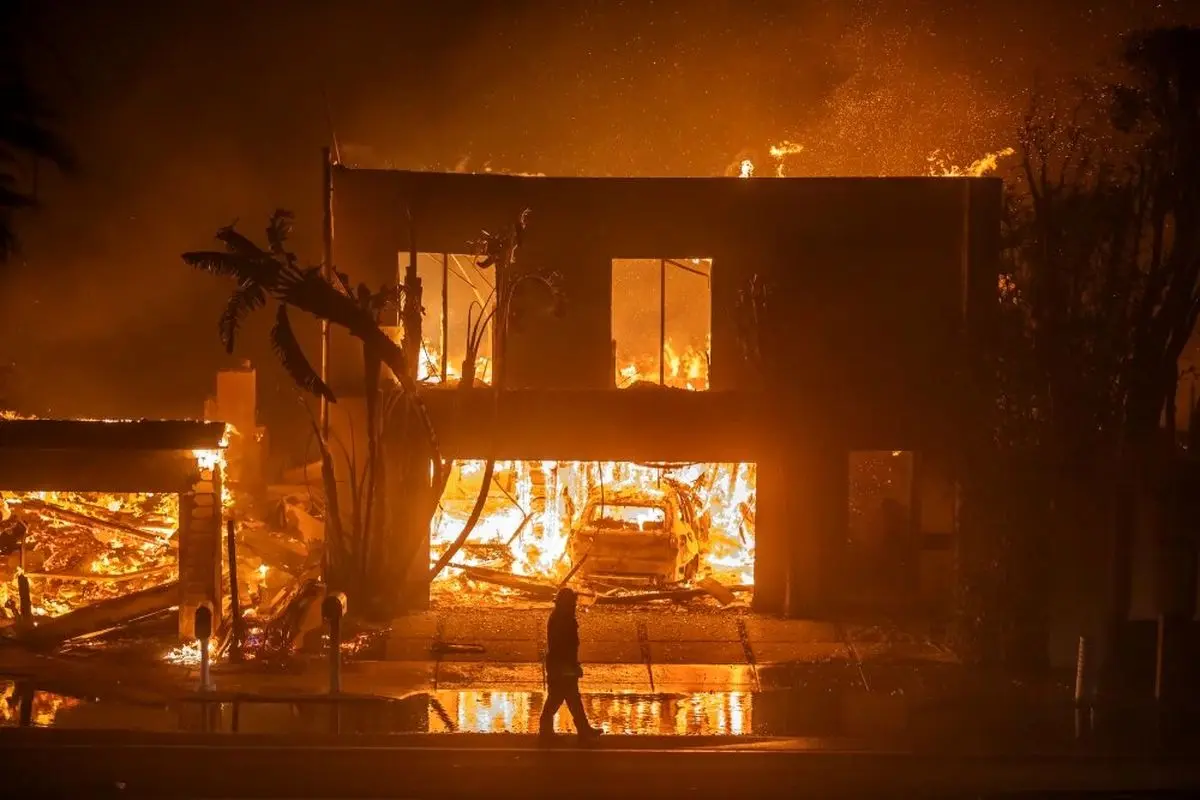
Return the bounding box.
[320,147,334,440]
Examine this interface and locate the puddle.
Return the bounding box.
[0,676,1050,743]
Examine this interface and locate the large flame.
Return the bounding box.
[431,460,756,603]
[741,142,1014,181]
[1,424,234,621]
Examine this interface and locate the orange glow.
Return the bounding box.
[427,689,752,735]
[1,424,233,621]
[431,460,756,603]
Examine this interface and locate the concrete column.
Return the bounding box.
[786,442,848,618]
[753,451,789,613]
[178,463,224,640]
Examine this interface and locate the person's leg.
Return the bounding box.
[539,683,565,735]
[563,679,596,734]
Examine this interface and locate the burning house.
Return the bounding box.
[0,418,228,641]
[325,165,1002,615]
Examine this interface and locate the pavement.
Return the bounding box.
[383,606,955,686]
[4,727,1200,798]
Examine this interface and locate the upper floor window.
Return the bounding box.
[611,258,711,390]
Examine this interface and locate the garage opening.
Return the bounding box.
[431,460,755,607]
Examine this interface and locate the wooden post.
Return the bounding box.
[441,253,449,381]
[320,147,334,441]
[403,210,422,380]
[226,519,243,662]
[659,258,667,386]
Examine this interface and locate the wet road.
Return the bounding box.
[5,728,1200,798]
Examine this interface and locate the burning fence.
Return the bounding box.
[432,460,756,605]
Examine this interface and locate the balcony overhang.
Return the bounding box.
[412,389,945,462]
[0,419,226,493]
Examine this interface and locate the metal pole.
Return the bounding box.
[1154,614,1166,703]
[659,258,666,386]
[226,520,243,663]
[1074,634,1090,707]
[195,604,213,692]
[320,147,334,441]
[441,253,449,381]
[323,592,347,695]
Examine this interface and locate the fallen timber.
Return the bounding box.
[451,564,561,600]
[15,497,176,548]
[17,580,180,647]
[20,563,175,584]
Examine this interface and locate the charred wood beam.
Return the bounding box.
[593,585,751,605]
[21,563,175,583]
[15,498,176,547]
[451,564,560,600]
[19,580,179,647]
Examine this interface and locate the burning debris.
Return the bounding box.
[431,460,756,606]
[1,491,179,620]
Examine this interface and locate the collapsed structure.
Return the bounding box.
[326,166,1002,615]
[0,419,227,641]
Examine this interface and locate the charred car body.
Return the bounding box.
[567,482,709,586]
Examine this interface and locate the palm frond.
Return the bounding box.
[216,224,267,258]
[266,209,294,255]
[270,304,336,403]
[277,266,369,332]
[181,250,262,280]
[219,280,268,353]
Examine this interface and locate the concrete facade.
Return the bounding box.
[327,168,1002,615]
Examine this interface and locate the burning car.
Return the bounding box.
[567,483,709,586]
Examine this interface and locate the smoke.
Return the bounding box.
[5,0,1199,441]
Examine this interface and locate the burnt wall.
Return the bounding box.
[329,169,1001,615]
[330,169,997,449]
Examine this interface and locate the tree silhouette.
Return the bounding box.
[0,61,76,261]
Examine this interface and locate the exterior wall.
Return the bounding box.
[329,170,1001,614]
[178,462,224,640]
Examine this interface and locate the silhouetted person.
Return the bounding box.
[539,587,601,741]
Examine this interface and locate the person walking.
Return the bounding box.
[538,587,602,741]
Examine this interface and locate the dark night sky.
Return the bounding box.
[3,0,1199,450]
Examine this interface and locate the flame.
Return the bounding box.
[768,140,805,176]
[927,147,1015,177]
[431,460,756,602]
[735,141,1012,179]
[1,423,233,621]
[415,338,710,391]
[164,637,218,666]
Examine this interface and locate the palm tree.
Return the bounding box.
[183,210,447,604]
[0,61,76,261]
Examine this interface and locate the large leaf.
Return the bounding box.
[219,280,268,353]
[182,250,271,282]
[276,265,371,333]
[266,209,294,255]
[270,304,336,403]
[216,224,266,258]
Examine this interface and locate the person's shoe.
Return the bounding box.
[537,729,557,746]
[578,726,603,740]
